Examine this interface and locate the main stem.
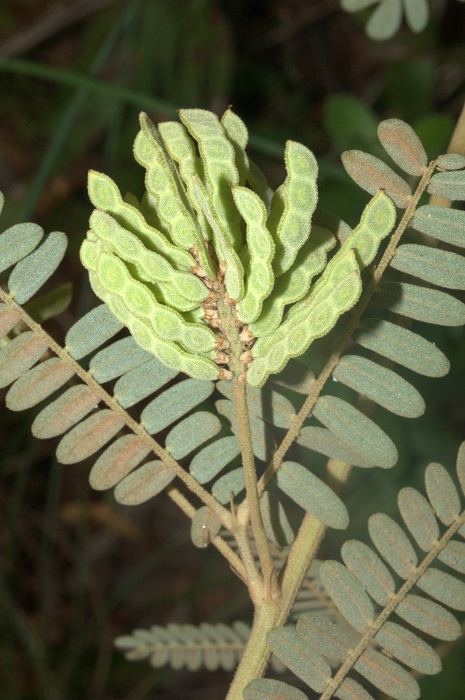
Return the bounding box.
[226,515,326,699]
[232,378,277,601]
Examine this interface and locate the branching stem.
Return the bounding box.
[166,486,246,579]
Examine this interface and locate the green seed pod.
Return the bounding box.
[88,209,209,309]
[232,186,275,324]
[341,190,396,268]
[179,108,243,251]
[249,225,335,337]
[122,191,139,208]
[191,175,245,302]
[80,236,99,272]
[88,270,219,381]
[221,108,249,185]
[88,170,194,271]
[88,270,132,328]
[248,250,362,386]
[134,114,216,279]
[139,190,165,232]
[270,141,318,276]
[158,120,212,241]
[289,191,395,317]
[95,251,217,354]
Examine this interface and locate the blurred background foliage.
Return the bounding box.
[0,1,465,698]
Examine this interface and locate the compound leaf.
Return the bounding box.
[320,561,375,633]
[267,627,331,693]
[354,318,449,377]
[373,282,465,326]
[377,118,427,176]
[114,461,175,505]
[276,461,349,529]
[341,150,411,207]
[313,395,398,468]
[368,513,417,579]
[334,354,425,418]
[8,231,67,304]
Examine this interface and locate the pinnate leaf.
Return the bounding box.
[276,461,349,529]
[32,385,99,439]
[189,435,240,484]
[297,425,376,468]
[437,154,465,171]
[396,594,460,641]
[260,490,295,546]
[378,118,427,176]
[6,358,74,411]
[191,507,222,548]
[354,318,449,377]
[212,467,245,504]
[390,244,465,290]
[334,354,425,418]
[398,487,439,551]
[244,679,309,700]
[267,627,331,693]
[374,281,465,326]
[341,539,395,606]
[416,568,465,611]
[355,647,420,700]
[296,615,351,662]
[375,621,441,675]
[0,223,44,273]
[114,461,175,505]
[141,379,214,434]
[89,435,151,490]
[368,513,417,579]
[0,304,20,337]
[0,332,48,388]
[320,560,375,633]
[56,409,125,464]
[65,304,123,360]
[427,170,465,200]
[366,0,402,40]
[313,395,398,468]
[89,337,153,383]
[8,231,67,304]
[335,678,375,700]
[403,0,429,32]
[341,150,411,208]
[114,357,178,409]
[165,411,221,460]
[424,462,461,525]
[411,206,465,248]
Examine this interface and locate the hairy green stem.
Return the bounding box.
[225,598,280,700]
[233,379,278,601]
[225,515,326,699]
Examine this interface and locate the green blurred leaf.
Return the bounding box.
[24,282,72,323]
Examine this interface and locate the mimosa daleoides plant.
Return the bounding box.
[1,105,465,700]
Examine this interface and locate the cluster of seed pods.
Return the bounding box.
[80,109,396,387]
